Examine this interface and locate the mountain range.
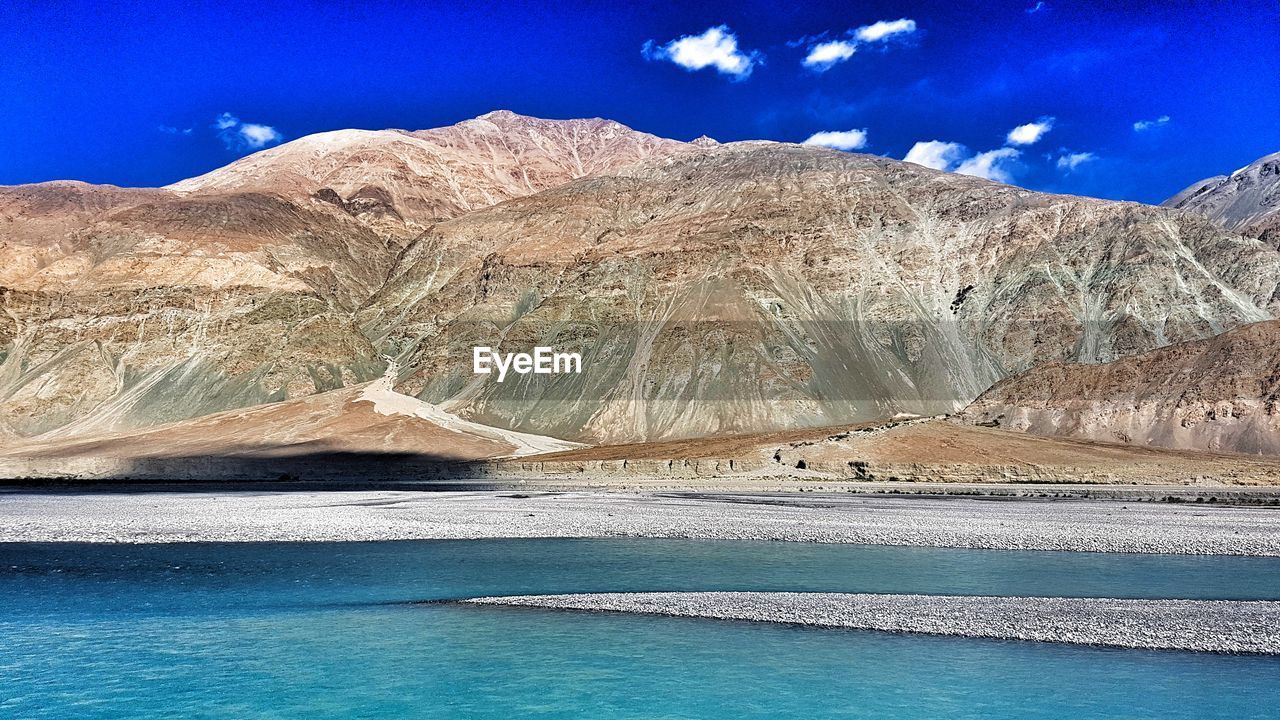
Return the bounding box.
[1163,151,1280,245]
[3,110,1279,463]
[957,153,1280,454]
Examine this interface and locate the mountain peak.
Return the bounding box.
[474,109,521,122]
[165,111,690,233]
[1165,148,1280,237]
[462,109,636,133]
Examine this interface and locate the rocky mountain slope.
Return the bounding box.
[4,112,1279,448]
[0,181,393,438]
[960,320,1280,455]
[1164,150,1280,245]
[169,110,689,240]
[365,141,1280,443]
[1,112,688,439]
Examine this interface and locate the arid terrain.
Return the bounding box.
[1164,150,1280,245]
[961,319,1280,454]
[4,111,1280,483]
[4,373,1279,489]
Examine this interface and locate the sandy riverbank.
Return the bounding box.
[3,491,1279,555]
[461,592,1280,654]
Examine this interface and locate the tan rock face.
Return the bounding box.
[0,112,688,440]
[168,110,690,238]
[0,286,384,438]
[1164,150,1280,244]
[0,181,396,438]
[365,142,1280,443]
[959,320,1280,455]
[3,114,1278,449]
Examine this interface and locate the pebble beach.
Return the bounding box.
[462,591,1280,654]
[3,490,1279,555]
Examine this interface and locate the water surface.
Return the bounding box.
[2,539,1278,718]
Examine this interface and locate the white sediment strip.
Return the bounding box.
[356,360,583,457]
[464,592,1280,655]
[4,491,1280,555]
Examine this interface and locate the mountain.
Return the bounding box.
[168,110,689,240]
[959,320,1280,455]
[951,149,1280,457]
[1,112,687,439]
[3,112,1279,448]
[363,141,1280,443]
[1164,150,1280,244]
[0,178,400,438]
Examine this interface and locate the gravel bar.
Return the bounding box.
[3,491,1279,555]
[463,591,1280,654]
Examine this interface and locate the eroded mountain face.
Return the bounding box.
[364,142,1280,443]
[168,110,690,240]
[947,149,1280,457]
[959,320,1280,455]
[0,183,392,438]
[3,114,1278,445]
[1164,151,1280,245]
[1,113,688,439]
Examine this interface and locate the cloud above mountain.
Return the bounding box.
[800,18,918,71]
[956,148,1021,182]
[643,26,760,79]
[904,140,967,170]
[905,116,1097,184]
[214,112,283,151]
[802,41,856,70]
[903,141,1021,183]
[1056,151,1096,171]
[1133,115,1171,132]
[854,18,917,43]
[803,128,869,150]
[1005,117,1054,146]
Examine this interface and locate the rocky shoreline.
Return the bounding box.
[4,490,1280,555]
[462,591,1280,654]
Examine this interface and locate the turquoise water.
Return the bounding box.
[3,539,1279,718]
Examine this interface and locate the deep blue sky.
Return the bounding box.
[2,0,1277,203]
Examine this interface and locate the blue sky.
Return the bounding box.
[2,0,1277,203]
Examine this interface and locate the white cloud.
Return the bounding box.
[904,140,967,170]
[238,123,284,148]
[158,125,192,135]
[1027,2,1046,13]
[643,26,760,79]
[1005,117,1054,146]
[854,18,917,43]
[904,140,1022,183]
[214,112,284,151]
[803,128,869,151]
[797,18,916,71]
[1133,115,1171,132]
[1056,151,1096,172]
[956,148,1021,183]
[803,40,856,70]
